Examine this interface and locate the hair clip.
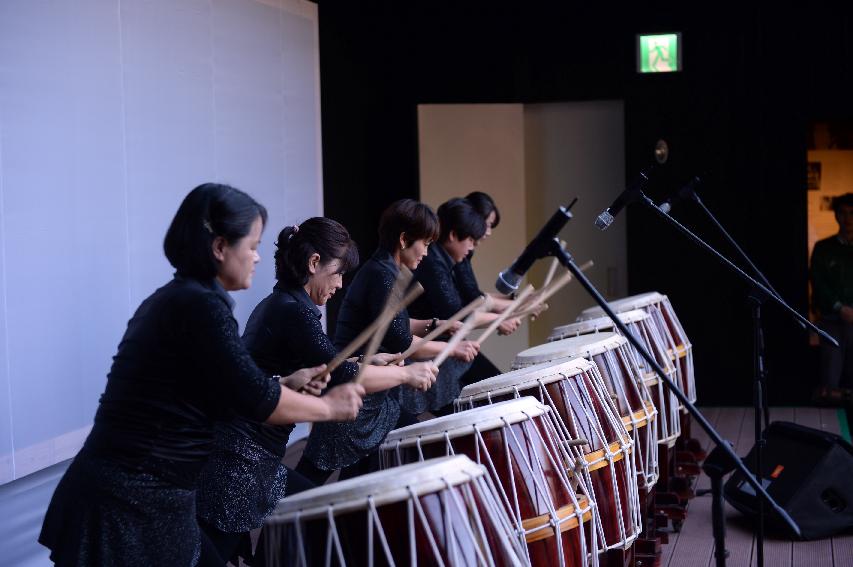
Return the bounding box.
[288,224,299,241]
[203,220,213,234]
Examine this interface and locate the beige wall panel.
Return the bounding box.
[417,104,529,371]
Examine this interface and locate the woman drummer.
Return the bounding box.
[454,191,520,384]
[196,217,438,565]
[407,197,522,414]
[38,184,364,567]
[295,199,477,484]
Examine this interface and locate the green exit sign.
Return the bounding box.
[637,33,682,73]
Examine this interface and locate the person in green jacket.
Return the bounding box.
[811,192,853,403]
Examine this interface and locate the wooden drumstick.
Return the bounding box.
[432,310,480,367]
[541,240,567,288]
[510,301,550,320]
[520,260,593,314]
[324,269,414,376]
[475,285,534,347]
[390,295,489,364]
[354,283,424,384]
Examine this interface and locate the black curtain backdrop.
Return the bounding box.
[317,3,853,405]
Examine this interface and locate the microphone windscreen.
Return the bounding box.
[495,270,522,295]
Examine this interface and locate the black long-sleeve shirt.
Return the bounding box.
[333,249,414,353]
[453,252,485,304]
[224,284,359,455]
[303,249,412,470]
[83,276,280,487]
[410,242,463,321]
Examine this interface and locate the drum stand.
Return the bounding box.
[521,206,807,567]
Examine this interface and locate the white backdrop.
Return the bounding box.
[0,0,323,488]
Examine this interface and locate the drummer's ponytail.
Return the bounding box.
[274,218,359,287]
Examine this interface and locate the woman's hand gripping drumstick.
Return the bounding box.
[389,296,490,365]
[354,283,424,384]
[475,284,535,347]
[323,268,414,378]
[432,306,485,366]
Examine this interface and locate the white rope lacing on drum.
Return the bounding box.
[449,477,497,567]
[520,412,589,564]
[407,485,447,567]
[367,495,396,567]
[475,470,528,565]
[578,364,639,549]
[502,415,570,560]
[609,346,659,489]
[325,508,347,566]
[471,424,523,542]
[643,318,683,440]
[439,482,460,567]
[294,511,308,567]
[407,498,416,566]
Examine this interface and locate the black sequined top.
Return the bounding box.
[410,243,463,321]
[404,244,473,412]
[195,284,359,532]
[302,249,412,470]
[333,248,414,353]
[82,276,281,488]
[226,284,359,456]
[453,252,485,304]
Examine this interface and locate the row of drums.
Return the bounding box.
[264,292,697,566]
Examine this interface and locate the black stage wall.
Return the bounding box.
[317,3,853,405]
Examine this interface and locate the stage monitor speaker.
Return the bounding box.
[724,420,853,540]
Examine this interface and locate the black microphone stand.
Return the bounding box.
[535,230,804,567]
[630,193,837,566]
[678,182,798,565]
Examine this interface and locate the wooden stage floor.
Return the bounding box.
[665,406,853,567]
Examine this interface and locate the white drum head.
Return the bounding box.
[578,292,667,320]
[458,357,595,401]
[383,397,548,449]
[514,332,626,368]
[549,309,650,341]
[268,455,483,521]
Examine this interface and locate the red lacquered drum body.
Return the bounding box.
[263,456,526,567]
[549,310,681,448]
[457,358,641,552]
[579,292,695,406]
[513,333,659,491]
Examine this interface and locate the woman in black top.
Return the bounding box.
[196,217,437,565]
[409,198,521,413]
[296,199,478,484]
[38,184,364,567]
[453,191,521,384]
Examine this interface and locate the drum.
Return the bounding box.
[381,397,598,567]
[549,310,681,448]
[262,455,526,567]
[513,333,659,491]
[578,292,695,405]
[456,358,641,551]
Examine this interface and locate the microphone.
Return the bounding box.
[496,202,575,295]
[659,175,701,214]
[594,167,654,230]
